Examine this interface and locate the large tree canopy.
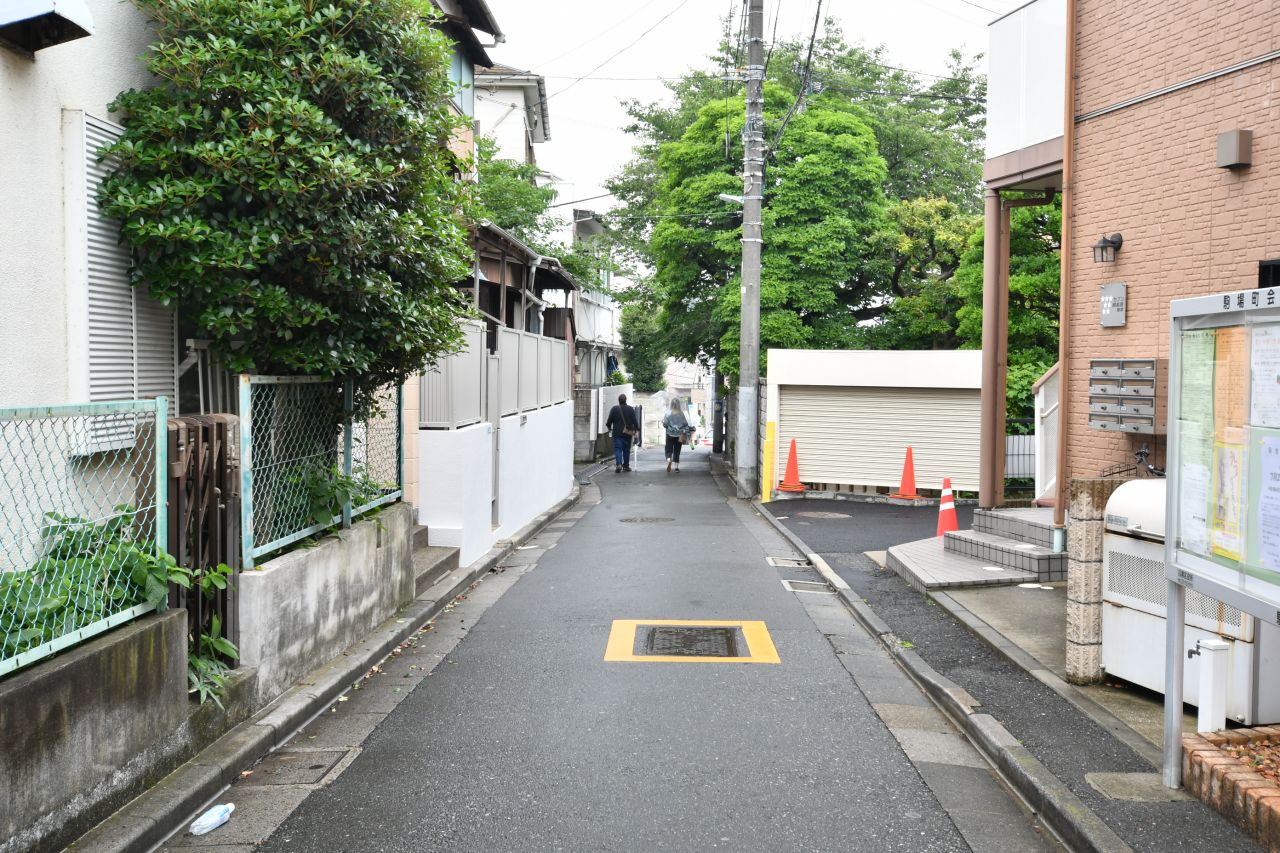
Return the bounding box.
[101,0,472,402]
[649,84,889,378]
[607,26,991,380]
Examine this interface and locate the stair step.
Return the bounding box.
[943,529,1065,582]
[973,507,1056,548]
[414,545,460,595]
[412,524,431,550]
[887,536,1038,592]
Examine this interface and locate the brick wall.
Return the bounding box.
[1064,3,1280,482]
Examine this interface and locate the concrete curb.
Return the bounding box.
[753,500,1133,853]
[928,589,1163,769]
[73,486,583,853]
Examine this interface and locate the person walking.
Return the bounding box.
[605,393,640,473]
[662,398,692,472]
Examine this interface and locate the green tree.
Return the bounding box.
[648,85,889,379]
[472,135,557,243]
[866,195,1061,422]
[100,0,472,403]
[620,301,667,393]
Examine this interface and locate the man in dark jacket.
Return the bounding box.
[605,393,639,473]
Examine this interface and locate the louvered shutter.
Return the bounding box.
[777,386,982,492]
[84,115,177,408]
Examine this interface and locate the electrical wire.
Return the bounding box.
[549,0,695,99]
[548,192,616,209]
[762,0,784,78]
[769,0,824,154]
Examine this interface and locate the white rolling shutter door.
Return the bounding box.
[778,386,981,492]
[84,115,177,407]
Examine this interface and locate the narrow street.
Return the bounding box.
[162,447,1058,852]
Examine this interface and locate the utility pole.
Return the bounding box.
[735,0,764,499]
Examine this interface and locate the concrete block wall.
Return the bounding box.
[237,503,416,705]
[1064,0,1280,482]
[1065,478,1126,683]
[0,611,188,852]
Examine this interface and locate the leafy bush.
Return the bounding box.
[0,506,188,660]
[100,0,474,404]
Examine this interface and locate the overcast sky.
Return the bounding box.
[481,0,1020,224]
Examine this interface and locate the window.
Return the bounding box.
[71,112,176,427]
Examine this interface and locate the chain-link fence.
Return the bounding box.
[239,377,402,568]
[0,399,167,677]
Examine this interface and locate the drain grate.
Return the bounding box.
[782,579,833,594]
[640,625,740,657]
[619,516,675,523]
[767,556,812,568]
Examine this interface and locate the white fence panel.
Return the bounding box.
[551,340,568,403]
[538,338,552,407]
[518,334,538,412]
[1004,433,1036,479]
[420,322,484,428]
[498,329,520,416]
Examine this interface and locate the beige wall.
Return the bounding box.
[1063,0,1280,481]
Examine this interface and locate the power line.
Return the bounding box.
[549,0,695,99]
[548,192,615,209]
[769,0,824,153]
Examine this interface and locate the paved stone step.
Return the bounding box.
[414,545,460,595]
[412,524,431,550]
[943,529,1065,582]
[887,536,1037,592]
[973,507,1056,548]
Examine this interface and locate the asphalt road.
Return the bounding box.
[779,501,1258,853]
[203,450,1062,852]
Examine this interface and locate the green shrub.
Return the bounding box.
[100,0,474,405]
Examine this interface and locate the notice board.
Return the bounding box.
[1167,287,1280,624]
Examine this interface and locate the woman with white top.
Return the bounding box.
[662,398,692,472]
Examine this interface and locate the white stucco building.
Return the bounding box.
[0,0,176,410]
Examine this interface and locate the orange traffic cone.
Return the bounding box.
[777,439,806,493]
[890,446,922,500]
[937,477,959,536]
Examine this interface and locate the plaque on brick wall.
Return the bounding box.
[1100,282,1127,327]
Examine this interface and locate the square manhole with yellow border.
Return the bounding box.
[603,620,780,664]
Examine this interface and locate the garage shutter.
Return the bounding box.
[777,385,981,492]
[84,114,177,407]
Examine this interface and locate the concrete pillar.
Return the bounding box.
[1065,478,1126,683]
[979,189,1004,508]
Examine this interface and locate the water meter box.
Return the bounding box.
[1101,480,1280,724]
[1087,358,1165,434]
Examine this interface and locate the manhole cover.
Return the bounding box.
[619,516,675,523]
[796,511,851,519]
[640,626,740,657]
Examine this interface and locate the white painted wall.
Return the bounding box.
[0,1,154,407]
[986,0,1065,159]
[495,401,573,539]
[475,87,530,162]
[418,421,495,566]
[418,401,573,566]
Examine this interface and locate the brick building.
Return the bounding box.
[981,0,1280,680]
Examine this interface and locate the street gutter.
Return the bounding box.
[72,485,585,853]
[753,498,1133,853]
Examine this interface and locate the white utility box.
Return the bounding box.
[1101,478,1280,724]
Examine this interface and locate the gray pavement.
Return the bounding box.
[779,500,1258,852]
[160,455,1056,852]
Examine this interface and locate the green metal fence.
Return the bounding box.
[239,377,403,568]
[0,398,167,677]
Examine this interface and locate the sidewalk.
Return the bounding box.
[145,448,1056,852]
[765,498,1257,853]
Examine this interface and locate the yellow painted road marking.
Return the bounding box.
[603,619,781,664]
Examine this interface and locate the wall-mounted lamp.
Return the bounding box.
[1092,233,1123,264]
